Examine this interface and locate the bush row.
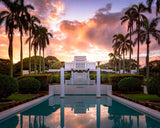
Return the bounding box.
[118,77,142,92]
[17,74,51,91]
[109,74,144,91]
[147,78,160,97]
[18,77,41,93]
[0,74,18,99]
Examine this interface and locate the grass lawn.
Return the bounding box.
[7,94,36,102]
[124,94,160,102]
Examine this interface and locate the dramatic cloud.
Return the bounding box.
[0,1,159,65]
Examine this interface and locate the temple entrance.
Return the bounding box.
[65,56,96,85]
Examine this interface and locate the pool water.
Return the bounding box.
[0,95,160,128]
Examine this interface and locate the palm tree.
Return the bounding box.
[146,0,160,15]
[0,0,18,77]
[130,3,147,74]
[31,38,39,74]
[112,34,122,74]
[121,9,134,74]
[16,0,34,76]
[37,26,53,73]
[139,18,160,82]
[108,52,119,72]
[112,34,131,74]
[26,16,40,74]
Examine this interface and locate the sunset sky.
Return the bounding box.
[0,0,160,66]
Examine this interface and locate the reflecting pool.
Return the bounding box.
[0,95,160,128]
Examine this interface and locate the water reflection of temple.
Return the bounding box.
[1,96,160,128]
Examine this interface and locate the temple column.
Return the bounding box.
[60,98,65,128]
[96,61,101,98]
[87,70,90,85]
[96,98,101,128]
[61,62,65,97]
[71,69,73,85]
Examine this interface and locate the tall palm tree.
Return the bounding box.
[108,52,119,72]
[112,34,122,74]
[147,0,160,15]
[0,0,18,77]
[16,0,34,76]
[139,18,160,82]
[112,34,131,74]
[31,39,39,74]
[37,26,53,73]
[130,3,147,74]
[121,9,134,74]
[26,16,40,74]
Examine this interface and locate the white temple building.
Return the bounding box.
[65,56,96,70]
[65,56,96,85]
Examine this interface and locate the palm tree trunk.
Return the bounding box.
[129,28,132,74]
[115,62,117,72]
[146,43,150,82]
[34,50,37,74]
[137,26,140,75]
[119,60,121,74]
[42,48,45,73]
[39,48,41,73]
[8,33,13,77]
[20,33,23,76]
[123,52,125,74]
[29,30,31,74]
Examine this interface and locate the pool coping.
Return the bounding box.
[109,94,160,119]
[0,94,51,123]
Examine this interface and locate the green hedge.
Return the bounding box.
[50,73,60,83]
[17,74,51,91]
[50,73,71,83]
[147,78,160,97]
[0,74,18,99]
[109,74,144,91]
[118,77,142,91]
[18,77,41,93]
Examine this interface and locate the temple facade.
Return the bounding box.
[65,56,96,70]
[65,56,96,85]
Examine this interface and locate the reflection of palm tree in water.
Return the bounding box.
[109,115,133,128]
[29,115,49,128]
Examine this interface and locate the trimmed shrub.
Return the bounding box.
[0,74,18,99]
[109,74,144,91]
[147,78,160,97]
[50,74,60,83]
[118,77,142,91]
[17,74,51,91]
[18,77,41,93]
[90,73,96,80]
[65,73,71,80]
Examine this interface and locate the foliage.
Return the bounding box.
[18,77,41,93]
[0,74,18,99]
[51,61,61,69]
[8,94,35,101]
[17,74,51,91]
[140,60,160,78]
[124,94,160,102]
[118,77,142,91]
[109,74,144,91]
[147,78,160,97]
[45,56,59,68]
[65,73,71,80]
[50,73,60,83]
[90,72,96,80]
[0,59,10,75]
